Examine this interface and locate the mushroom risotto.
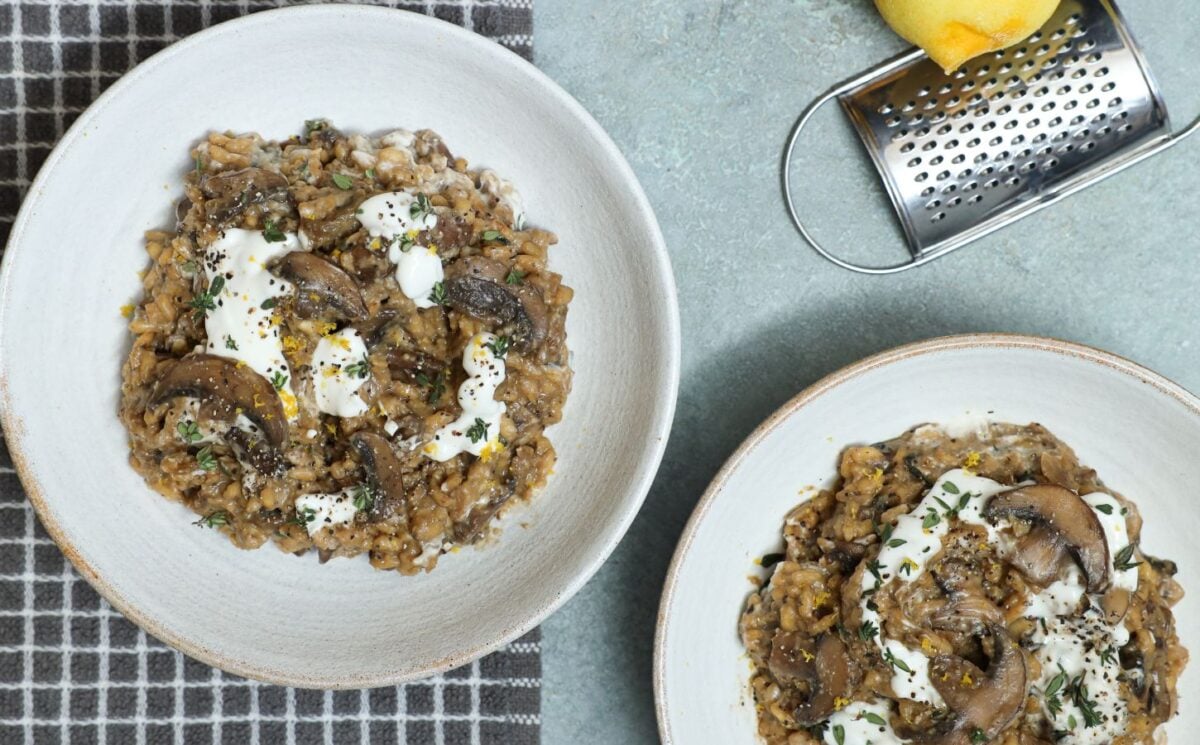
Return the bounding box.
[740,422,1186,745]
[119,121,572,573]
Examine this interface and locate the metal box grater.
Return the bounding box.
[784,0,1200,274]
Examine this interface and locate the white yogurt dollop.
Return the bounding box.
[479,169,526,229]
[422,333,507,462]
[1083,491,1139,594]
[356,191,443,308]
[201,228,298,420]
[294,488,361,536]
[310,329,370,418]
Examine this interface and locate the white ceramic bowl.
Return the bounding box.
[655,334,1199,743]
[0,6,679,687]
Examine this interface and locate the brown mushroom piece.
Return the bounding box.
[916,625,1027,745]
[416,209,471,259]
[984,484,1111,593]
[225,427,287,478]
[151,354,287,448]
[1007,525,1072,587]
[348,432,407,523]
[443,256,548,352]
[387,349,445,385]
[451,479,517,544]
[199,167,290,227]
[277,251,368,321]
[766,632,853,726]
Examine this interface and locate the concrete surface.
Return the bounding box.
[533,1,1200,742]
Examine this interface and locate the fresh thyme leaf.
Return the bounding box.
[188,275,224,319]
[866,559,883,583]
[224,335,238,351]
[969,728,988,744]
[365,168,376,180]
[858,620,878,641]
[504,268,525,285]
[270,371,288,391]
[1114,543,1142,572]
[194,155,203,175]
[261,297,278,310]
[180,259,199,274]
[177,420,202,444]
[465,418,489,444]
[1045,669,1067,699]
[192,510,229,528]
[195,446,217,472]
[481,229,509,244]
[1094,503,1114,515]
[922,508,941,530]
[806,722,829,739]
[304,119,326,136]
[416,370,447,404]
[833,724,845,745]
[760,552,785,569]
[1100,646,1117,665]
[352,484,375,512]
[262,219,287,242]
[887,538,907,548]
[863,712,887,727]
[331,173,354,190]
[409,193,432,220]
[485,335,511,358]
[883,648,912,674]
[942,480,960,495]
[427,281,448,306]
[932,495,953,513]
[1068,714,1077,730]
[1070,673,1102,728]
[343,357,370,379]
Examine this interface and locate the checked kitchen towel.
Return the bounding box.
[0,2,539,744]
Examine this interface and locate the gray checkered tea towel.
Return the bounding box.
[0,2,540,744]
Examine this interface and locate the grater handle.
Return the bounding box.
[782,87,933,275]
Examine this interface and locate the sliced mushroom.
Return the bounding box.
[931,592,1005,634]
[984,485,1111,593]
[765,631,853,726]
[451,480,516,544]
[348,431,407,523]
[444,256,548,352]
[200,167,290,227]
[277,251,368,321]
[416,209,471,259]
[1008,526,1072,587]
[225,427,287,478]
[151,354,287,447]
[917,626,1027,745]
[387,349,445,385]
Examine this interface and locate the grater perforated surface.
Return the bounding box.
[838,0,1169,254]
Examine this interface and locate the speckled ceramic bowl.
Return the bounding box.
[0,6,679,687]
[655,334,1198,744]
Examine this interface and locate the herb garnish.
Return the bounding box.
[1094,503,1114,515]
[760,552,785,568]
[922,507,941,530]
[352,484,375,513]
[177,420,202,444]
[261,297,278,310]
[866,559,883,583]
[343,357,370,379]
[505,268,525,285]
[942,480,960,495]
[270,371,288,391]
[465,417,489,444]
[188,275,224,320]
[969,728,988,744]
[481,229,508,244]
[365,168,376,180]
[410,193,432,221]
[427,281,449,306]
[193,510,229,529]
[862,712,887,727]
[262,219,286,242]
[179,259,199,275]
[1114,543,1141,572]
[858,619,878,641]
[485,335,511,358]
[196,446,218,472]
[193,155,203,175]
[882,648,912,674]
[887,538,907,548]
[304,119,326,136]
[1069,672,1102,728]
[331,173,353,190]
[416,370,447,404]
[224,335,238,351]
[1100,646,1117,666]
[1044,665,1067,716]
[832,724,845,745]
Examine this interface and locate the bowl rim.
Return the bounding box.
[653,332,1200,743]
[0,4,681,688]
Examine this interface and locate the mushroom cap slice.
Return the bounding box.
[225,428,287,478]
[1008,525,1072,587]
[444,256,548,352]
[151,354,287,448]
[919,625,1027,745]
[348,431,407,523]
[984,484,1111,593]
[199,167,290,227]
[277,251,368,322]
[765,631,854,726]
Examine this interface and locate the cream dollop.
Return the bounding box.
[310,329,370,418]
[294,488,362,536]
[422,333,506,462]
[201,228,298,420]
[356,191,443,308]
